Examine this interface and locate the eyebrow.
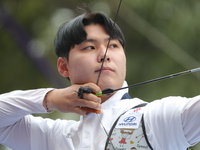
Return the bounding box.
[83,37,111,43]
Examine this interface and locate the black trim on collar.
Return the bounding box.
[120,93,132,100]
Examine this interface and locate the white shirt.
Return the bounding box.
[0,82,200,150]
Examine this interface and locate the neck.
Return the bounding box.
[100,93,115,103]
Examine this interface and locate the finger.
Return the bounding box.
[83,93,101,103]
[83,83,102,94]
[82,107,101,114]
[74,106,101,115]
[74,98,101,111]
[73,107,87,115]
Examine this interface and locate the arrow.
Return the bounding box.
[100,67,200,95]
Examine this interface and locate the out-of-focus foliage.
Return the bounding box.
[1,0,200,149]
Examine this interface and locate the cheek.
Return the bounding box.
[68,64,88,83]
[116,53,126,78]
[116,53,126,69]
[67,55,96,83]
[69,60,89,76]
[68,52,87,71]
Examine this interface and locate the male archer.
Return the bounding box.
[0,9,200,150]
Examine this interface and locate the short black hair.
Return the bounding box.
[54,11,125,59]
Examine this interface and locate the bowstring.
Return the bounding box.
[96,0,123,85]
[95,1,123,149]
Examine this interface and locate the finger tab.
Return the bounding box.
[78,87,93,99]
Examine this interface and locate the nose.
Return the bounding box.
[97,47,110,63]
[99,56,110,63]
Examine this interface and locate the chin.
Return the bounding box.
[94,76,124,91]
[98,81,115,91]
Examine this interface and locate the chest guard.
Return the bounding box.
[104,103,153,150]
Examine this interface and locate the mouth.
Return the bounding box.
[95,67,114,73]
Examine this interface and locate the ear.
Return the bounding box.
[57,57,69,77]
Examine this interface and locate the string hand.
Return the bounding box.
[76,86,103,114]
[44,83,102,115]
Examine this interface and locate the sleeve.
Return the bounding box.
[0,88,53,149]
[143,95,200,150]
[181,95,200,146]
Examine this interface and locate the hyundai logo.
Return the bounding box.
[123,116,136,122]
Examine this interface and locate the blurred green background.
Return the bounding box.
[1,0,200,149]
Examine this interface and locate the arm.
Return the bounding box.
[144,95,200,150]
[0,83,102,149]
[0,88,53,149]
[0,88,52,128]
[0,83,101,128]
[181,95,200,146]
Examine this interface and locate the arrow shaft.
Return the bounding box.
[103,67,200,94]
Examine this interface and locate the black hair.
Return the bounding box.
[54,11,125,59]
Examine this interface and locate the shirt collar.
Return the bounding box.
[120,92,132,100]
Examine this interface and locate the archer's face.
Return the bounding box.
[65,24,126,91]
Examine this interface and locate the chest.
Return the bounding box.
[69,99,143,150]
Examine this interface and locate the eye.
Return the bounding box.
[109,44,118,48]
[82,46,95,50]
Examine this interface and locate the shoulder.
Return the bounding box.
[145,95,200,115]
